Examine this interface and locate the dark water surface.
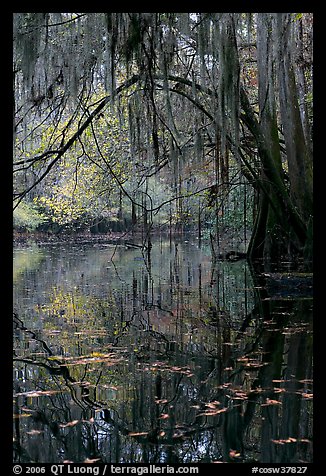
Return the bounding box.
[13,238,313,463]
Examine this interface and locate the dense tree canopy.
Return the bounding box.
[13,13,313,264]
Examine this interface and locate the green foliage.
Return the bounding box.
[13,201,47,231]
[294,13,303,22]
[23,88,133,230]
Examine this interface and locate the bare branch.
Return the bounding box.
[13,75,141,209]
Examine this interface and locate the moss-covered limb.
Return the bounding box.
[165,74,214,97]
[163,74,258,185]
[164,74,293,246]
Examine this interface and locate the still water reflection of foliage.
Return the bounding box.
[13,238,313,464]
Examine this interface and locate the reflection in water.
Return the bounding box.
[13,238,313,463]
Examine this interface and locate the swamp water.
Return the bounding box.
[13,238,313,464]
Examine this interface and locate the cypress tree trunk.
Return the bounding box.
[241,86,308,262]
[220,13,311,264]
[276,13,313,225]
[248,14,292,262]
[277,14,313,262]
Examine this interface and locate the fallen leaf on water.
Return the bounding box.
[262,399,282,406]
[205,401,221,409]
[128,432,148,437]
[229,449,241,458]
[197,408,228,417]
[81,417,95,424]
[197,411,218,417]
[301,392,313,399]
[70,381,91,386]
[244,362,268,369]
[273,387,286,393]
[218,383,232,389]
[59,353,122,365]
[21,406,35,413]
[59,420,79,428]
[271,438,297,445]
[14,390,60,398]
[231,391,248,400]
[91,352,110,357]
[159,413,170,419]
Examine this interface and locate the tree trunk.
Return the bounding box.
[276,13,313,224]
[240,86,307,261]
[240,14,313,265]
[248,14,293,262]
